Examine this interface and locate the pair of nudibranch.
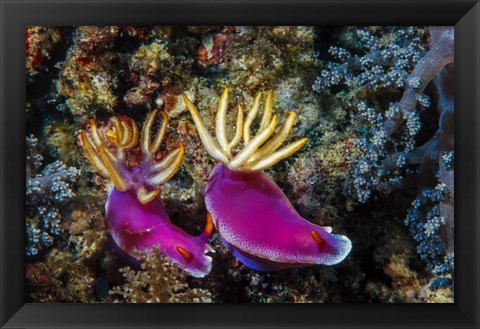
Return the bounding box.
[79,88,352,278]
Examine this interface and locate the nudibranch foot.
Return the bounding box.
[220,237,302,271]
[79,110,213,277]
[183,88,352,271]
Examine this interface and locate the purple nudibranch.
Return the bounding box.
[105,186,213,277]
[183,88,352,271]
[205,164,351,270]
[79,111,214,277]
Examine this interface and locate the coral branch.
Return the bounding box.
[110,249,212,303]
[26,136,80,256]
[383,27,454,135]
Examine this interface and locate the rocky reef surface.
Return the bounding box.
[26,26,453,303]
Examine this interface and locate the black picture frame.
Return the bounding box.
[1,0,479,328]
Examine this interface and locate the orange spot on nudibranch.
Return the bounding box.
[176,246,191,260]
[204,212,214,235]
[311,231,325,246]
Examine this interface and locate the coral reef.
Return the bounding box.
[124,38,181,108]
[27,249,98,302]
[55,26,122,115]
[26,135,80,256]
[26,26,61,79]
[43,120,79,165]
[211,26,318,93]
[26,25,454,303]
[312,27,427,91]
[313,26,454,291]
[110,249,212,303]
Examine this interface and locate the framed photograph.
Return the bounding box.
[1,0,479,328]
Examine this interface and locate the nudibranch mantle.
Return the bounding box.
[183,88,352,271]
[205,164,351,270]
[79,110,213,277]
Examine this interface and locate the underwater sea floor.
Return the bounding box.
[26,26,453,303]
